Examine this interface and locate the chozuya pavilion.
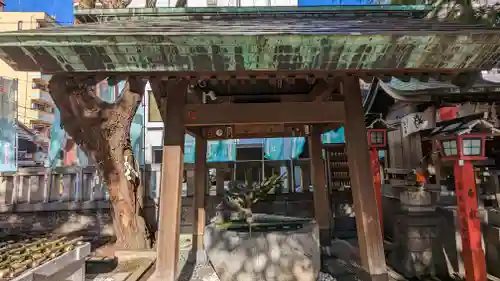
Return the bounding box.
[0,4,499,281]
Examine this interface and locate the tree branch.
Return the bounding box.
[115,76,146,118]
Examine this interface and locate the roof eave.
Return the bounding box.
[73,5,433,22]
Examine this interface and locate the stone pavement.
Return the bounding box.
[85,257,152,281]
[84,236,396,281]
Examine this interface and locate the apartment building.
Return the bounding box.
[0,12,57,143]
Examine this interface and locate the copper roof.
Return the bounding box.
[0,7,499,73]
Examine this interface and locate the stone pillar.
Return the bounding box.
[342,76,387,277]
[308,126,331,244]
[192,135,207,263]
[390,189,440,278]
[154,80,187,281]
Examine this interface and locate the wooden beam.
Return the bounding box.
[309,79,335,102]
[186,85,203,104]
[150,78,167,122]
[308,126,331,244]
[342,76,387,277]
[154,80,188,281]
[192,135,208,263]
[184,101,344,126]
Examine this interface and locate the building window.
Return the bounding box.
[148,91,162,122]
[32,102,54,113]
[17,21,23,31]
[152,146,163,164]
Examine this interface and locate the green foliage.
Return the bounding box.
[387,0,500,26]
[224,173,285,212]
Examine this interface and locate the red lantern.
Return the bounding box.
[434,131,488,281]
[437,133,487,162]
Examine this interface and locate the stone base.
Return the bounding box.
[319,228,332,245]
[188,250,208,264]
[390,213,439,278]
[204,214,320,281]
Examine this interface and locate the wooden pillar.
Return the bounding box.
[302,165,311,192]
[215,168,225,195]
[308,128,331,244]
[429,106,442,185]
[154,81,187,281]
[192,135,207,262]
[342,76,387,277]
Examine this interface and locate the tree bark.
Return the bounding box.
[48,75,152,249]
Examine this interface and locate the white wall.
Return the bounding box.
[128,0,298,7]
[145,129,163,164]
[143,82,164,165]
[127,0,177,7]
[187,0,297,6]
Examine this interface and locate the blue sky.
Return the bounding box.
[4,0,74,26]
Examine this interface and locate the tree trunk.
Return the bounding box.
[48,75,152,249]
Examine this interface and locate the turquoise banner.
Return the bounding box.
[208,140,236,162]
[184,135,195,163]
[184,135,236,163]
[264,137,306,160]
[0,78,18,172]
[322,127,345,144]
[264,138,284,160]
[49,108,66,168]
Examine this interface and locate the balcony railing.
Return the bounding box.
[28,109,54,124]
[31,91,53,105]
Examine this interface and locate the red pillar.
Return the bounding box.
[370,147,383,236]
[453,160,487,281]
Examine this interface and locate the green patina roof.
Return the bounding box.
[386,74,500,92]
[0,6,499,74]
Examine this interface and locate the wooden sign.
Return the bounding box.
[401,109,435,138]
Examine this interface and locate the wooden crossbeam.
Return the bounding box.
[184,101,344,126]
[309,79,335,101]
